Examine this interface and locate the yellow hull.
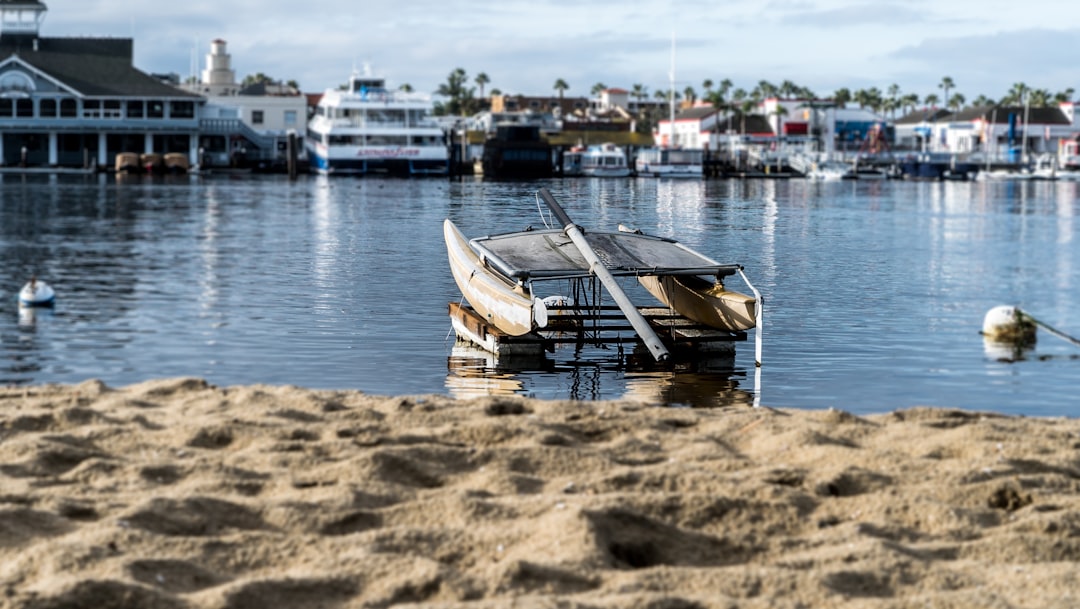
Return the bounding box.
[444,219,542,336]
[639,275,756,331]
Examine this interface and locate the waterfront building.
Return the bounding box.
[184,39,306,168]
[0,0,202,169]
[920,105,1072,160]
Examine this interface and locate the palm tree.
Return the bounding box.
[718,79,733,100]
[832,88,852,108]
[474,72,490,98]
[938,77,955,111]
[435,67,476,116]
[591,82,607,96]
[924,93,940,108]
[399,83,413,93]
[1003,82,1028,106]
[683,86,696,105]
[553,78,569,101]
[702,79,713,95]
[948,93,966,112]
[1054,88,1076,104]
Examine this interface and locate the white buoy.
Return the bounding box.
[981,305,1036,344]
[18,276,55,307]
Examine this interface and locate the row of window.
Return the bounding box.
[0,98,196,120]
[323,134,443,146]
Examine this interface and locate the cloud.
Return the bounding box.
[775,2,933,27]
[889,28,1080,96]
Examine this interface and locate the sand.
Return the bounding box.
[2,377,1079,609]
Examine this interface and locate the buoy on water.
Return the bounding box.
[18,276,55,308]
[982,305,1080,353]
[981,305,1036,345]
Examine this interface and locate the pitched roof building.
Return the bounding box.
[0,0,203,169]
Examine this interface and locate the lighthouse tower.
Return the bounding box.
[200,38,238,96]
[0,0,47,43]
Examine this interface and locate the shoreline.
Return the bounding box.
[2,377,1078,608]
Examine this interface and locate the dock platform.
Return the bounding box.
[448,301,746,364]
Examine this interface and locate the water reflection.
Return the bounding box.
[445,339,754,407]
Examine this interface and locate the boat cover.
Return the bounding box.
[470,228,740,280]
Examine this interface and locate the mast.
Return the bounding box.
[668,32,675,146]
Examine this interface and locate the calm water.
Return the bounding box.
[1,173,1077,416]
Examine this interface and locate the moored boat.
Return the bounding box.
[634,147,703,178]
[581,142,630,177]
[115,152,141,173]
[444,188,760,362]
[164,152,190,174]
[306,67,448,176]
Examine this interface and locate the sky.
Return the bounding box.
[39,0,1080,104]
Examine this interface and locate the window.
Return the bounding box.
[147,101,164,119]
[252,110,264,125]
[0,99,11,117]
[40,99,56,118]
[82,99,100,118]
[170,101,194,119]
[128,100,144,118]
[284,110,297,126]
[60,98,77,118]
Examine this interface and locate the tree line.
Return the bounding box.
[429,68,1077,120]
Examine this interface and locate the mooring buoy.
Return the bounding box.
[982,305,1080,350]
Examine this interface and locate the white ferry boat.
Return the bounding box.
[306,68,448,175]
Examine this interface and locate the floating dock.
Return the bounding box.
[448,301,746,364]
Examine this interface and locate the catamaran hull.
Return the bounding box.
[639,275,756,331]
[444,219,544,337]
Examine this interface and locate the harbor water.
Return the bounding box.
[2,174,1077,416]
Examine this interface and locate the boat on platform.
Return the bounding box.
[444,188,761,364]
[306,66,448,176]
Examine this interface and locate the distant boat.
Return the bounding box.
[306,66,449,176]
[561,146,585,176]
[581,143,631,177]
[634,147,703,178]
[115,152,141,174]
[164,152,190,174]
[18,277,55,307]
[804,161,852,181]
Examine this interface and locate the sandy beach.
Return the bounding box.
[2,377,1079,608]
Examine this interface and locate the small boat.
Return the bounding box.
[561,146,585,176]
[581,142,630,177]
[634,147,703,178]
[164,152,190,174]
[445,188,760,363]
[18,276,55,307]
[115,152,141,173]
[805,161,853,181]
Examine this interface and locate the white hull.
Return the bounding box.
[635,148,703,178]
[444,219,545,337]
[307,68,448,176]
